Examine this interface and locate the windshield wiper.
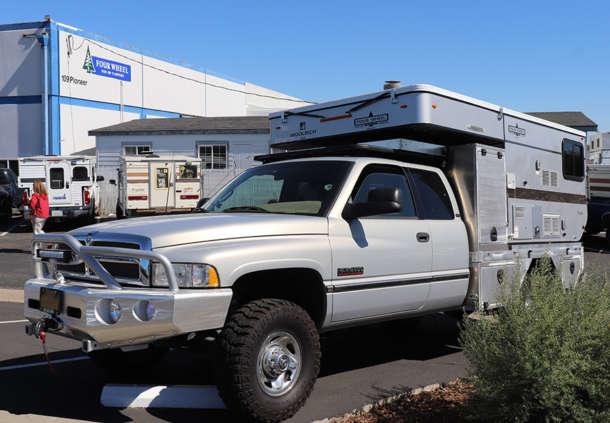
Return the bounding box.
[222,206,269,213]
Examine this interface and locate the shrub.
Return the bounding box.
[459,260,610,423]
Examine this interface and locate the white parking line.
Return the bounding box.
[101,384,226,409]
[0,319,27,324]
[0,356,89,371]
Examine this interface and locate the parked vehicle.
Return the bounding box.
[23,84,587,422]
[19,156,98,221]
[0,168,20,223]
[585,132,610,245]
[117,155,202,217]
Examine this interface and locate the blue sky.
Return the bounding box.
[3,0,609,131]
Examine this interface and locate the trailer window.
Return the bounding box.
[351,166,416,217]
[409,169,454,220]
[50,168,64,190]
[562,139,584,181]
[199,144,227,169]
[179,164,198,179]
[156,168,169,189]
[72,166,89,181]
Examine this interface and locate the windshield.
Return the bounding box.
[205,160,353,216]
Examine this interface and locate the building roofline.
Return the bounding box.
[91,129,270,136]
[0,21,48,31]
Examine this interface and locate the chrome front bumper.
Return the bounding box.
[24,233,232,351]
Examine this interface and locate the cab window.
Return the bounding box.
[408,169,454,220]
[351,165,416,217]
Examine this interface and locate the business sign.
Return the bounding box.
[82,46,131,82]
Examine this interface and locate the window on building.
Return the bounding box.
[124,145,152,156]
[562,139,584,181]
[0,160,7,169]
[72,166,89,181]
[199,144,227,169]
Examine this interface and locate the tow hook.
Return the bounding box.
[25,317,62,338]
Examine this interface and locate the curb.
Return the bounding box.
[0,288,24,303]
[311,382,446,423]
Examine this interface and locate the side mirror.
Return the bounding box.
[342,187,402,220]
[196,197,209,209]
[96,176,105,182]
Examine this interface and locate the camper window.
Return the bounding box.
[72,166,89,181]
[562,139,584,181]
[124,145,151,156]
[179,164,197,179]
[199,144,227,169]
[50,168,64,189]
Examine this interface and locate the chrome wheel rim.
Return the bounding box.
[256,331,301,397]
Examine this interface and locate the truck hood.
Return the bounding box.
[71,213,328,248]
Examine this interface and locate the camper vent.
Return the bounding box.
[543,214,561,237]
[514,206,526,219]
[542,170,558,187]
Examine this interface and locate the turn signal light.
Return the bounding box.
[180,194,199,200]
[84,190,91,205]
[22,191,28,206]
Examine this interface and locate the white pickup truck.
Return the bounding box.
[24,85,586,422]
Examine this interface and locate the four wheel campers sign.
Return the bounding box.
[82,46,131,82]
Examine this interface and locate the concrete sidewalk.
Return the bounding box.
[0,289,24,303]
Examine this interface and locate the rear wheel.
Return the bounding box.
[217,299,320,422]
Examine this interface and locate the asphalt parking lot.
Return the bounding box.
[0,216,607,423]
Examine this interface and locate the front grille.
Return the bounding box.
[51,236,149,287]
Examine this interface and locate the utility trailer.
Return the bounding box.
[118,155,202,217]
[270,84,587,310]
[18,156,98,221]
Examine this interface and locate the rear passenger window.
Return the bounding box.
[409,169,454,220]
[352,166,416,217]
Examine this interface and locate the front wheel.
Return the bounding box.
[217,299,320,423]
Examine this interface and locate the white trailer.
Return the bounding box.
[118,155,202,216]
[18,156,98,220]
[586,132,610,243]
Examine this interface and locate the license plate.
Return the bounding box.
[40,288,63,314]
[51,210,63,217]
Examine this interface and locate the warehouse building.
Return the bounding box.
[89,116,269,216]
[0,16,310,173]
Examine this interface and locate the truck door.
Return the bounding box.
[329,164,432,322]
[47,162,72,208]
[150,162,175,209]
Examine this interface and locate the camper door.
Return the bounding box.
[150,162,175,208]
[47,162,72,209]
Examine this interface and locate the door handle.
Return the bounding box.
[416,232,430,242]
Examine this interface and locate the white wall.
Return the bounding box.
[60,104,140,155]
[95,133,270,216]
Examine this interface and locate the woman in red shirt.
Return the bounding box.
[30,180,49,235]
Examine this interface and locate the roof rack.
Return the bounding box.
[255,144,447,167]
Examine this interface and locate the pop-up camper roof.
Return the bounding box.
[269,84,585,150]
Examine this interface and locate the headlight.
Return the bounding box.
[151,263,219,288]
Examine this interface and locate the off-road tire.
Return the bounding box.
[217,299,320,423]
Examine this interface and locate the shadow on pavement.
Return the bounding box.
[0,313,461,423]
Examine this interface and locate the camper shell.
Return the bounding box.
[118,155,202,216]
[18,156,98,220]
[585,132,610,242]
[269,84,587,309]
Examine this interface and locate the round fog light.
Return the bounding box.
[134,300,156,322]
[108,301,122,324]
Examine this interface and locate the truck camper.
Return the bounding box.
[24,84,587,422]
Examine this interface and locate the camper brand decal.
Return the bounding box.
[508,123,526,137]
[337,266,364,277]
[53,195,67,200]
[289,129,318,138]
[354,112,389,128]
[82,46,132,82]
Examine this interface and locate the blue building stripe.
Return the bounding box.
[0,21,48,31]
[49,22,61,155]
[0,96,42,104]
